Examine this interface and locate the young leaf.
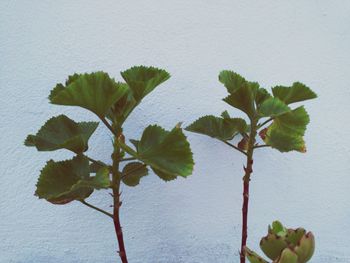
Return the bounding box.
[258,97,291,117]
[35,155,109,204]
[121,162,148,187]
[260,234,289,261]
[24,115,98,153]
[121,66,170,101]
[245,247,269,263]
[277,248,298,263]
[272,82,317,104]
[49,72,128,118]
[107,86,136,124]
[264,106,310,152]
[123,125,194,180]
[270,221,287,237]
[185,115,246,141]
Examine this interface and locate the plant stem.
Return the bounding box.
[100,117,117,136]
[254,144,269,149]
[222,140,247,156]
[112,136,128,263]
[258,117,273,129]
[119,157,136,162]
[80,200,113,218]
[240,118,258,263]
[87,156,106,166]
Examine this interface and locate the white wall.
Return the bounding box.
[1,1,349,262]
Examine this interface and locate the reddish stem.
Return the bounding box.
[113,191,128,263]
[239,118,257,263]
[240,162,252,263]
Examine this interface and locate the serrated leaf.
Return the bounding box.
[152,167,177,182]
[35,155,109,204]
[258,97,291,117]
[24,115,98,153]
[126,125,194,179]
[121,162,148,186]
[219,70,247,94]
[264,107,310,152]
[221,110,231,119]
[49,72,128,117]
[245,247,269,263]
[255,88,272,107]
[107,66,170,124]
[121,66,170,101]
[272,82,317,104]
[185,115,247,141]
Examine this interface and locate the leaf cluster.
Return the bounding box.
[25,66,194,204]
[186,70,317,153]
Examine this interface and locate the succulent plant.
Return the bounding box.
[245,221,315,263]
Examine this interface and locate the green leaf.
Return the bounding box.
[121,66,170,101]
[24,115,98,153]
[89,161,106,173]
[127,125,194,179]
[255,88,272,107]
[245,247,269,263]
[269,221,287,237]
[185,115,247,141]
[35,155,109,204]
[121,162,148,186]
[272,82,317,104]
[277,248,298,263]
[129,139,139,149]
[36,155,90,204]
[219,70,259,118]
[49,72,128,117]
[285,228,306,246]
[260,234,289,260]
[294,232,315,262]
[74,166,110,190]
[107,66,170,124]
[264,107,310,152]
[258,97,291,117]
[107,85,136,124]
[151,167,177,182]
[219,70,247,94]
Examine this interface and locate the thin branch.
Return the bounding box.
[80,200,113,218]
[119,157,136,162]
[222,140,247,156]
[258,117,273,129]
[121,164,147,179]
[99,117,117,136]
[254,144,270,149]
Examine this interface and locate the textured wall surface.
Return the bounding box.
[1,1,349,262]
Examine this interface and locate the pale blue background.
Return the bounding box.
[1,1,349,262]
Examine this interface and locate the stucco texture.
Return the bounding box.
[1,1,349,262]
